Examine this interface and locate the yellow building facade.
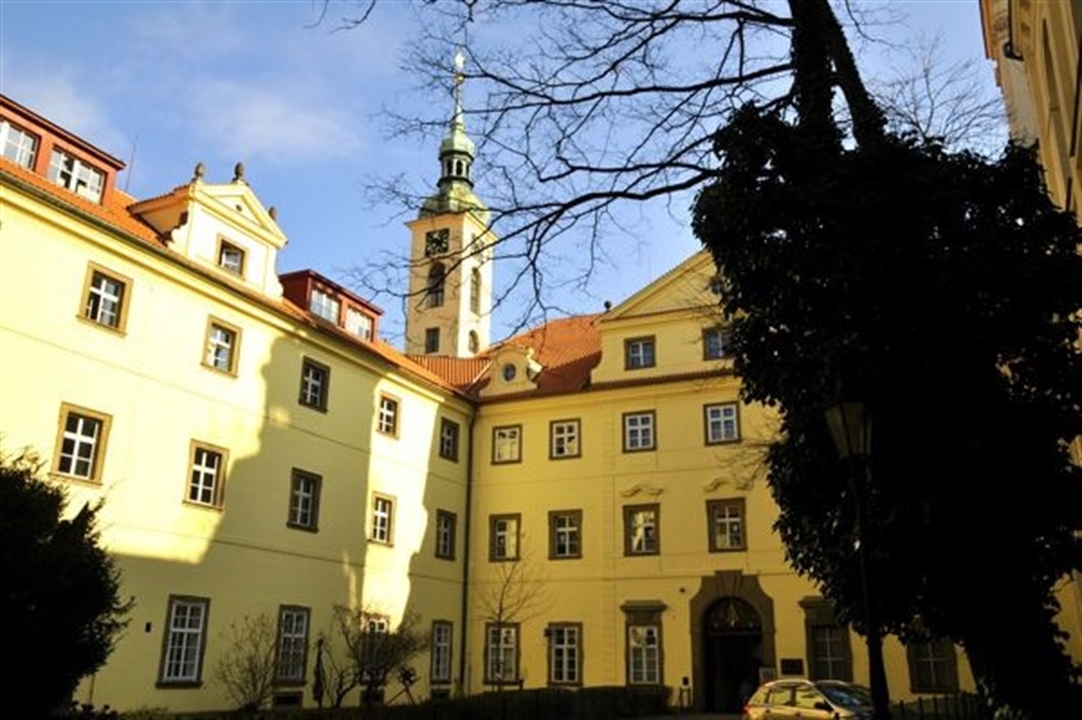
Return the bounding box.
[6,78,1074,713]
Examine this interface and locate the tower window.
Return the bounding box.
[425,328,441,354]
[470,267,482,314]
[427,264,446,308]
[468,330,480,354]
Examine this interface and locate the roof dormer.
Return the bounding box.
[128,163,287,297]
[480,345,544,398]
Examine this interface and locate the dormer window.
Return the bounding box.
[310,289,340,323]
[216,239,245,276]
[48,148,104,202]
[1,119,38,169]
[345,307,373,340]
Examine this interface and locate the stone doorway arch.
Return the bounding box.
[689,571,776,712]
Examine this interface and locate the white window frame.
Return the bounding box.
[550,510,582,559]
[345,307,372,339]
[299,358,329,411]
[623,411,656,451]
[371,494,394,544]
[492,425,522,464]
[203,318,240,374]
[54,404,110,482]
[310,288,340,323]
[439,419,459,461]
[1,119,38,168]
[490,514,520,561]
[48,147,105,202]
[85,271,124,328]
[485,623,519,684]
[627,624,661,684]
[625,336,656,369]
[377,394,399,436]
[625,504,659,555]
[708,499,746,551]
[431,621,453,684]
[187,443,226,508]
[548,624,581,685]
[288,469,320,530]
[550,419,581,459]
[436,510,456,559]
[275,606,310,683]
[705,402,740,444]
[703,327,729,360]
[160,596,209,684]
[217,239,245,275]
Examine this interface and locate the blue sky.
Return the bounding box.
[0,1,1001,345]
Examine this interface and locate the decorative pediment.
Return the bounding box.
[479,344,544,398]
[619,482,664,498]
[598,251,717,324]
[128,164,286,297]
[703,475,755,493]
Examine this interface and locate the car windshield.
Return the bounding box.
[817,683,871,708]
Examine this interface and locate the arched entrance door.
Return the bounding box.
[703,597,763,713]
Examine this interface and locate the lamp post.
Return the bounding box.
[824,401,890,720]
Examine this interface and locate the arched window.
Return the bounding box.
[454,159,463,176]
[468,330,479,354]
[470,267,482,314]
[427,263,446,308]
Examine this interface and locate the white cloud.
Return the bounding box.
[188,80,362,164]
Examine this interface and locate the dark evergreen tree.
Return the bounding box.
[0,451,130,717]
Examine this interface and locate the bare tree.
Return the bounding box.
[319,606,430,707]
[329,1,880,329]
[213,613,278,711]
[871,34,1006,154]
[475,540,549,690]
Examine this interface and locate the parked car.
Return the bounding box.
[743,678,874,720]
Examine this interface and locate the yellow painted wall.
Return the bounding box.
[0,180,470,712]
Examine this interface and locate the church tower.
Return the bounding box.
[404,50,494,357]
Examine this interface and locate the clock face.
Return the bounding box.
[425,228,450,256]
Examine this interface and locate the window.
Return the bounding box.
[298,358,330,411]
[377,394,399,436]
[52,403,111,482]
[623,411,656,452]
[275,606,310,683]
[470,267,482,314]
[489,514,520,561]
[203,318,240,374]
[0,119,38,168]
[439,418,460,461]
[187,442,227,508]
[492,425,522,464]
[549,510,582,559]
[800,598,853,681]
[426,263,446,308]
[431,621,453,684]
[345,308,373,340]
[81,263,130,332]
[547,623,582,685]
[624,504,659,555]
[549,419,581,459]
[707,498,746,552]
[425,327,441,354]
[310,288,340,323]
[907,638,958,693]
[627,625,661,684]
[216,238,245,275]
[48,148,105,202]
[705,402,740,444]
[371,494,395,544]
[435,510,457,559]
[468,330,480,354]
[485,623,519,684]
[287,469,321,531]
[624,336,656,369]
[703,327,729,360]
[159,596,209,684]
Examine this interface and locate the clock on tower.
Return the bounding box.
[425,228,450,256]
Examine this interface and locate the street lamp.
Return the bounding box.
[824,401,890,720]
